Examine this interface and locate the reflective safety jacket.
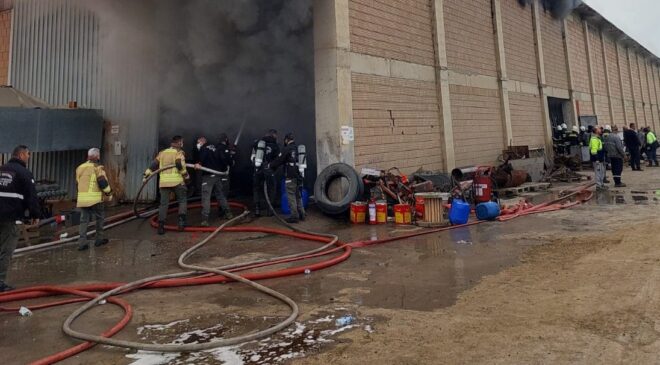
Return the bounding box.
[145,147,189,188]
[76,161,112,208]
[589,135,604,162]
[647,131,658,145]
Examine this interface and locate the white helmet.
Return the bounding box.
[561,123,568,129]
[556,125,563,131]
[572,125,579,132]
[604,124,612,132]
[580,125,586,132]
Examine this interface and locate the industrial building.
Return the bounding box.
[0,0,659,199]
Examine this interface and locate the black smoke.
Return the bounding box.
[85,0,316,194]
[518,0,583,19]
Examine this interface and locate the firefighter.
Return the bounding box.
[268,133,305,223]
[567,125,580,155]
[144,135,191,234]
[76,148,113,250]
[251,129,280,216]
[194,133,234,227]
[0,145,40,292]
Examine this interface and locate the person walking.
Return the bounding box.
[268,133,305,223]
[195,133,234,227]
[603,126,627,187]
[590,126,607,190]
[144,135,191,234]
[644,127,658,167]
[0,145,40,292]
[75,148,113,250]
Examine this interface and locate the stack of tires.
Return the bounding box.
[313,163,364,215]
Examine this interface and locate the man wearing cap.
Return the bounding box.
[603,126,627,187]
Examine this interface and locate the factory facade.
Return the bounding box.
[1,0,660,198]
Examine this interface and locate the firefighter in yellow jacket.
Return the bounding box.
[76,148,112,251]
[144,135,191,234]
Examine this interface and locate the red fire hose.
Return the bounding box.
[0,178,595,364]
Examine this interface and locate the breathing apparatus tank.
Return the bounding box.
[297,144,307,177]
[253,140,266,168]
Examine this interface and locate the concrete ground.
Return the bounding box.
[1,166,659,364]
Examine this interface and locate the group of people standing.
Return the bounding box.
[589,123,658,190]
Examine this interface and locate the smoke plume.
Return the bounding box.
[84,0,316,191]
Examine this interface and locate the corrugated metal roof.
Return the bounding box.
[9,0,158,199]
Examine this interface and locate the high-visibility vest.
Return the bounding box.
[76,161,110,208]
[158,148,186,188]
[589,136,603,155]
[647,131,658,145]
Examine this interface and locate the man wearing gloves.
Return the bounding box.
[268,133,305,223]
[76,148,113,250]
[144,135,190,234]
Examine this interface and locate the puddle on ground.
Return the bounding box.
[591,190,660,206]
[127,310,373,364]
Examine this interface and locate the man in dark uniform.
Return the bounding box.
[195,133,234,226]
[624,123,642,171]
[251,129,279,216]
[268,133,305,223]
[0,145,40,292]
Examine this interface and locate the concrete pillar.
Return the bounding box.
[653,65,660,131]
[644,60,656,129]
[562,18,579,124]
[582,21,598,118]
[531,0,553,155]
[431,0,455,171]
[600,31,616,125]
[491,0,513,148]
[626,48,640,125]
[615,42,629,125]
[636,54,648,125]
[313,0,354,172]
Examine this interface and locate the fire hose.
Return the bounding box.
[0,169,594,364]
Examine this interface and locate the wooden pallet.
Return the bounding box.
[547,175,590,183]
[496,182,551,196]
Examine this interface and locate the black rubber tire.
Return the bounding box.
[314,163,362,215]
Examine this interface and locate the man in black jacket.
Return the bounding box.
[0,145,40,292]
[195,134,234,226]
[268,133,305,223]
[624,123,642,171]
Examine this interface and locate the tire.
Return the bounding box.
[314,163,362,215]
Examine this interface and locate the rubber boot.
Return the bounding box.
[94,238,109,247]
[285,216,299,224]
[178,215,186,231]
[77,238,89,251]
[223,208,234,220]
[200,215,209,227]
[157,221,166,235]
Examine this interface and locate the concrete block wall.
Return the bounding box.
[0,10,10,85]
[329,0,660,175]
[540,9,568,89]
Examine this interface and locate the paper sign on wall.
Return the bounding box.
[341,125,354,145]
[111,125,120,135]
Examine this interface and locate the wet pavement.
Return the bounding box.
[2,170,660,364]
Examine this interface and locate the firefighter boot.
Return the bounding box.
[200,215,209,227]
[178,215,187,231]
[222,208,234,220]
[157,221,166,235]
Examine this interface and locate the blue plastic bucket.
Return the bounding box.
[280,179,310,214]
[476,201,500,220]
[449,199,471,225]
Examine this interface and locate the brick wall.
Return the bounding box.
[578,100,593,116]
[444,0,498,77]
[0,10,10,85]
[619,46,632,100]
[603,37,620,99]
[501,0,537,84]
[566,16,589,93]
[630,54,642,105]
[595,98,611,126]
[509,92,544,147]
[611,98,624,125]
[351,73,444,172]
[450,85,503,166]
[588,26,607,96]
[349,0,435,66]
[540,9,568,89]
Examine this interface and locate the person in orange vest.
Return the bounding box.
[144,135,191,234]
[76,148,113,251]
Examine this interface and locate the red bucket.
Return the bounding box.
[350,202,366,224]
[394,204,412,224]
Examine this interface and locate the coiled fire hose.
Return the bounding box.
[61,164,342,352]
